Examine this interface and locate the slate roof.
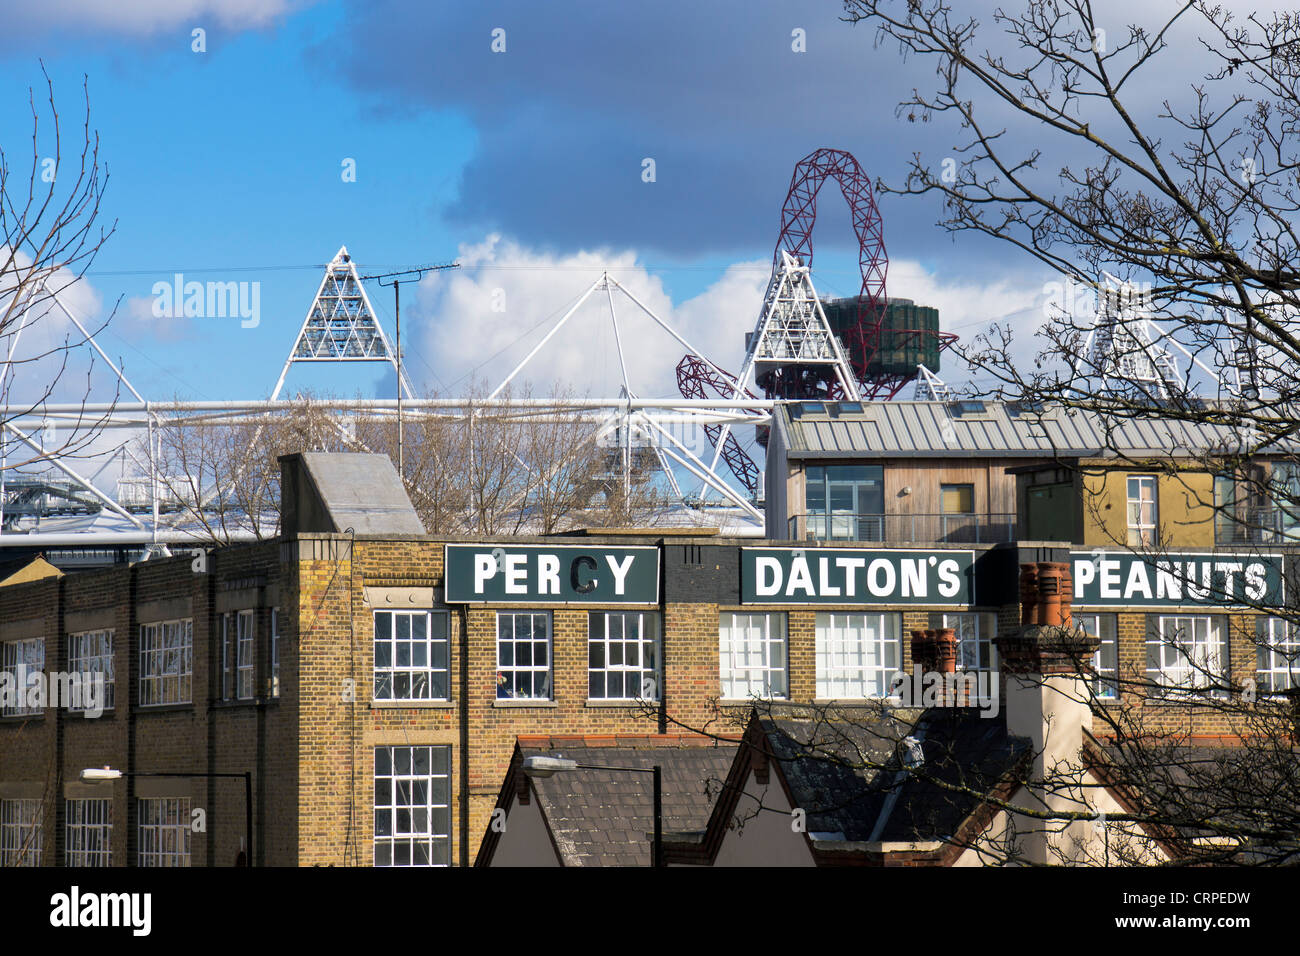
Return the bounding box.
[776,400,1274,459]
[513,736,738,867]
[856,709,1030,842]
[1092,735,1299,863]
[756,708,1028,844]
[486,709,1212,866]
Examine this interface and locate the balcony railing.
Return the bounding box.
[1214,507,1300,546]
[787,513,1017,545]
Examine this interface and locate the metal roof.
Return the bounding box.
[776,400,1267,459]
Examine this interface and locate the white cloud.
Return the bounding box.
[885,258,1056,389]
[18,0,315,35]
[406,237,1068,401]
[0,248,131,407]
[410,234,768,400]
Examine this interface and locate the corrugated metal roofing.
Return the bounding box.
[778,401,1269,459]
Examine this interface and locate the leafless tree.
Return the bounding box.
[136,381,681,542]
[361,381,678,534]
[141,397,349,544]
[846,0,1300,863]
[0,65,119,477]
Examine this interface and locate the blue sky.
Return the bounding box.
[2,0,1212,406]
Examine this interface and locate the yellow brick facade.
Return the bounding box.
[0,533,1287,866]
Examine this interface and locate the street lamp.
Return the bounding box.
[520,756,664,867]
[81,766,253,867]
[80,767,122,782]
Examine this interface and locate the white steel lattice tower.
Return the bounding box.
[1087,274,1181,400]
[271,246,414,400]
[738,251,861,401]
[913,364,951,401]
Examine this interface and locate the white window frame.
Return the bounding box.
[720,612,788,700]
[1,637,44,717]
[942,612,998,676]
[374,745,451,867]
[588,610,661,701]
[67,629,115,713]
[374,610,451,702]
[236,609,255,701]
[815,612,901,699]
[221,614,233,701]
[270,607,280,699]
[496,611,552,700]
[0,798,42,866]
[1127,475,1158,547]
[1075,612,1118,700]
[139,619,193,706]
[1148,615,1225,695]
[1257,616,1300,695]
[137,796,191,867]
[65,798,112,867]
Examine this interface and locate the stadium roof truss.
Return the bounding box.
[0,250,774,546]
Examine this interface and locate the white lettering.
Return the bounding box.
[835,556,865,597]
[504,554,528,595]
[817,557,840,597]
[1216,561,1242,601]
[1245,562,1267,601]
[921,670,941,707]
[1124,561,1152,601]
[786,555,815,597]
[1156,562,1181,601]
[473,554,496,593]
[1099,559,1122,599]
[936,559,961,598]
[537,554,560,595]
[866,558,896,597]
[755,557,782,596]
[605,554,635,596]
[1073,558,1095,596]
[900,558,926,598]
[50,886,151,937]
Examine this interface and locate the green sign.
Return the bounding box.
[1070,551,1285,607]
[444,544,659,604]
[742,548,975,605]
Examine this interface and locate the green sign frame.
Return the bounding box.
[742,548,975,605]
[1069,551,1285,608]
[444,544,660,604]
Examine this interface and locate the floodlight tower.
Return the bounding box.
[271,247,416,401]
[1086,273,1182,400]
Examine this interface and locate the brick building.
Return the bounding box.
[0,426,1296,866]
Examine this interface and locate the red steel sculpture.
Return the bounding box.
[676,148,956,495]
[674,354,761,498]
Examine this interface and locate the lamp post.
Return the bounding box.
[81,767,253,867]
[521,756,663,867]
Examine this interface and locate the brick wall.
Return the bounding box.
[0,539,290,867]
[0,534,1284,868]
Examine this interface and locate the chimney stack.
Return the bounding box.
[910,627,962,705]
[998,562,1090,676]
[994,560,1099,864]
[910,629,936,674]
